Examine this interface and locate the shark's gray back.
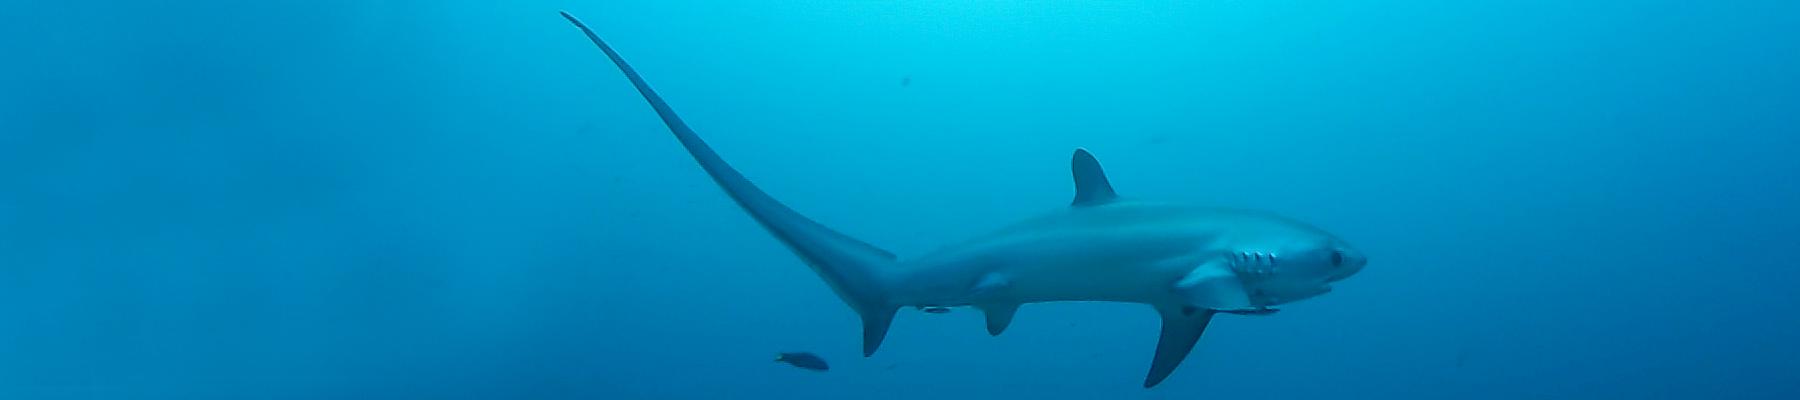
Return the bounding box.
[913,201,1333,264]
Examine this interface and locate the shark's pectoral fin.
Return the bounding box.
[979,303,1020,336]
[861,306,898,356]
[1145,306,1216,388]
[1174,260,1256,311]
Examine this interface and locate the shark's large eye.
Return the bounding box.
[1329,250,1345,267]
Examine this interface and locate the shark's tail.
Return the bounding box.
[560,11,902,356]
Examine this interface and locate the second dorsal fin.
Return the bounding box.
[1070,148,1118,207]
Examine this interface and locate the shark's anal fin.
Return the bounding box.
[1145,306,1216,388]
[1174,260,1255,311]
[1070,148,1119,207]
[979,303,1020,336]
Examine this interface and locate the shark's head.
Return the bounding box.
[1235,232,1367,307]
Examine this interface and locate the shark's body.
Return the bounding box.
[560,12,1367,388]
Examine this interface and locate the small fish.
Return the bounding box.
[775,352,829,372]
[919,306,951,314]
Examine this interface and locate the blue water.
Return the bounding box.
[4,1,1798,399]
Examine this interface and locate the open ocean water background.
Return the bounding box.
[3,1,1797,399]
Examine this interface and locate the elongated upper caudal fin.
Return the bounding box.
[1071,148,1118,206]
[560,11,900,355]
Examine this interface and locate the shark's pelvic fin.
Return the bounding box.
[561,11,900,356]
[979,303,1020,336]
[970,273,1017,336]
[862,306,899,356]
[1175,260,1256,311]
[1070,148,1119,207]
[1145,306,1217,388]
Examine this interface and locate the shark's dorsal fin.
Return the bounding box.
[1070,148,1118,207]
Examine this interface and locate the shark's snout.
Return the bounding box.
[1329,247,1366,282]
